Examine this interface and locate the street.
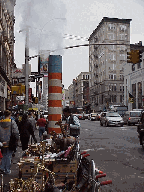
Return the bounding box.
[0,120,144,191]
[80,119,144,192]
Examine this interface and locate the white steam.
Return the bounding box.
[15,0,67,55]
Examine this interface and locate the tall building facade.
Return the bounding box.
[89,17,131,111]
[68,72,90,108]
[62,88,69,108]
[68,83,75,108]
[0,0,16,110]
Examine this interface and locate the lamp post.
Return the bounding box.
[19,27,30,107]
[25,27,29,106]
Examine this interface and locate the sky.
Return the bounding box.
[14,0,144,94]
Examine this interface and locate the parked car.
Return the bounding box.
[88,113,97,121]
[100,111,124,127]
[123,111,142,125]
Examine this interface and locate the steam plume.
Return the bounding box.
[15,0,67,55]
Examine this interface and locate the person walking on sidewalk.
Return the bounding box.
[28,112,36,144]
[37,115,47,141]
[0,110,19,174]
[18,113,37,151]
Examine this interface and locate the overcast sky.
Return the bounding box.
[14,0,144,93]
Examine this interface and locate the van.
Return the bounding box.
[123,111,142,125]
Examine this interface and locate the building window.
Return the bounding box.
[120,95,123,103]
[83,75,85,79]
[120,34,127,40]
[132,64,135,71]
[109,53,116,61]
[114,95,116,102]
[108,24,116,31]
[120,75,124,80]
[120,84,124,91]
[109,74,116,80]
[120,84,122,91]
[120,54,126,60]
[137,62,141,69]
[109,84,116,91]
[113,63,116,70]
[119,25,127,32]
[88,75,89,79]
[108,33,114,40]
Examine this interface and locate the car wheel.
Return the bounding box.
[142,136,144,150]
[105,121,108,127]
[100,121,103,126]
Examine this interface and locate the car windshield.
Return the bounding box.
[106,113,120,117]
[130,111,141,117]
[44,111,48,115]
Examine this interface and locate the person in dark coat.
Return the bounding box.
[18,113,37,151]
[0,110,19,174]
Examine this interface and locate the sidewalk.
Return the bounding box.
[0,129,40,189]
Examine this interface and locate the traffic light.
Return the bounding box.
[138,50,142,63]
[127,51,133,63]
[127,50,143,64]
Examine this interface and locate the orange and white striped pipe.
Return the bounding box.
[48,55,62,134]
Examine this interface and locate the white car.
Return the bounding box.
[100,112,124,127]
[89,113,97,121]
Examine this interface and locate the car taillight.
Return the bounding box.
[129,117,131,120]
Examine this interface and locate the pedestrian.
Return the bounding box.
[14,113,19,126]
[28,112,36,131]
[140,112,144,124]
[63,107,80,137]
[18,113,37,151]
[0,111,3,119]
[0,110,19,174]
[37,115,47,141]
[28,112,36,144]
[45,115,49,132]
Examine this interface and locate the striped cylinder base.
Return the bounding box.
[48,55,62,134]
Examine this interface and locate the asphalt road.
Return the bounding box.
[1,120,144,192]
[80,119,144,192]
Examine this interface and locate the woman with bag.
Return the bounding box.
[18,113,37,151]
[0,110,19,174]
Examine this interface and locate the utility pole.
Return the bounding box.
[25,27,29,106]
